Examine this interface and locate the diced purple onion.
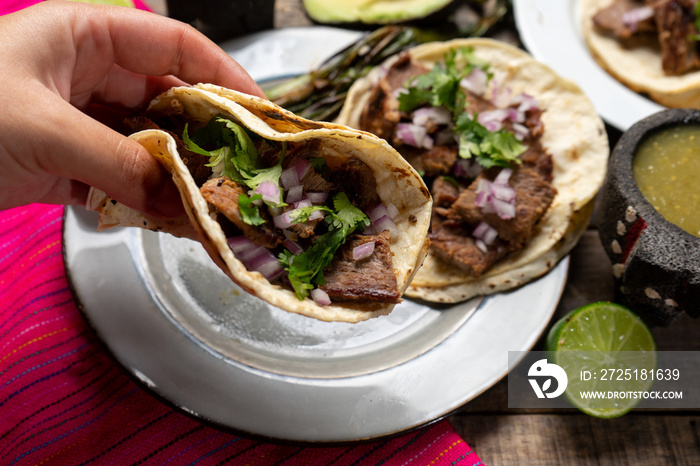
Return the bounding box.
[306,192,329,204]
[511,123,530,141]
[460,68,488,96]
[352,241,375,261]
[286,185,304,203]
[490,183,516,202]
[494,167,513,185]
[273,211,295,229]
[367,203,391,223]
[291,157,312,180]
[514,93,539,113]
[474,169,516,219]
[395,122,430,149]
[293,199,312,210]
[491,82,512,109]
[472,222,498,245]
[491,197,516,219]
[622,6,654,32]
[412,106,452,127]
[478,109,509,132]
[475,238,488,254]
[308,210,325,222]
[373,214,399,240]
[280,166,300,189]
[254,180,281,204]
[311,288,331,306]
[283,239,303,255]
[227,236,257,254]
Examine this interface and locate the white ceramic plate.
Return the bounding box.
[513,0,664,130]
[64,27,568,443]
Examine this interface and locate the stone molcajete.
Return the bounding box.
[598,109,700,326]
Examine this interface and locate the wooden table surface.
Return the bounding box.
[156,1,700,463]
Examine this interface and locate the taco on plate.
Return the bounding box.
[336,38,608,303]
[88,84,432,323]
[582,0,700,108]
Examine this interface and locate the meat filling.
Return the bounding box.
[359,54,557,277]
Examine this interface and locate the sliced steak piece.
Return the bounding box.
[592,0,657,39]
[431,177,461,207]
[326,158,380,211]
[401,145,458,177]
[428,215,509,276]
[200,177,283,249]
[445,167,557,249]
[655,0,700,75]
[320,230,400,303]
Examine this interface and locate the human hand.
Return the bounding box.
[0,1,265,217]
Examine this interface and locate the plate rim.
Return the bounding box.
[513,0,664,130]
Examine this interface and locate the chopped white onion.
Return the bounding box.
[352,241,375,261]
[311,288,331,306]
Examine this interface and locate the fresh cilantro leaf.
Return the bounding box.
[279,192,369,300]
[238,193,266,226]
[455,113,525,168]
[397,47,490,113]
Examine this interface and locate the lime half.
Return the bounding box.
[545,302,657,418]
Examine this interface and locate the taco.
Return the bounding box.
[336,38,608,303]
[582,0,700,108]
[88,84,432,323]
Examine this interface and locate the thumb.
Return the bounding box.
[42,97,184,218]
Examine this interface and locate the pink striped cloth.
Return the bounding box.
[0,204,484,465]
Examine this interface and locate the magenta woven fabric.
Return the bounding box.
[0,204,483,465]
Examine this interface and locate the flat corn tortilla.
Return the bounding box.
[336,38,608,302]
[581,0,700,108]
[91,84,432,323]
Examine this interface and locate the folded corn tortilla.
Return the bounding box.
[89,84,432,322]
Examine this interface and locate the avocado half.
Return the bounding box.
[303,0,454,24]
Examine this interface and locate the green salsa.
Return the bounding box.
[633,125,700,237]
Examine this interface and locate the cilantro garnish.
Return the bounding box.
[396,47,530,169]
[397,47,491,115]
[183,116,287,224]
[278,192,370,300]
[238,193,266,226]
[454,113,525,168]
